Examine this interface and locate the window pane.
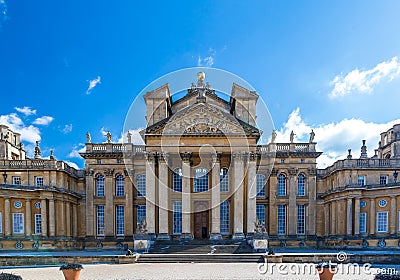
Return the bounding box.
[173,168,182,192]
[97,205,105,236]
[35,214,42,234]
[220,168,229,192]
[297,174,305,196]
[277,205,286,235]
[256,204,266,227]
[96,175,105,197]
[256,174,266,198]
[194,168,208,192]
[220,200,230,234]
[12,177,21,185]
[358,176,366,186]
[35,177,43,187]
[278,174,286,196]
[173,201,182,234]
[377,212,388,233]
[137,205,146,229]
[297,205,305,234]
[116,205,124,236]
[136,174,146,197]
[360,212,367,233]
[115,175,124,197]
[12,213,24,234]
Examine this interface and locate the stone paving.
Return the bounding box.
[1,263,400,280]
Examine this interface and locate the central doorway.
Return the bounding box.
[194,201,209,239]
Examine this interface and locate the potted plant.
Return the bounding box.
[0,273,22,280]
[60,263,83,280]
[315,262,337,280]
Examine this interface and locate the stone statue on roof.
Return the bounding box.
[86,132,91,143]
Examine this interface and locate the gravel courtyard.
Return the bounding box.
[2,263,399,280]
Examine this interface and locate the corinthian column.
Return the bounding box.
[158,152,170,239]
[210,152,222,240]
[145,151,157,235]
[246,152,257,234]
[181,152,192,239]
[232,152,245,239]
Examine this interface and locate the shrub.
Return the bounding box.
[59,264,83,271]
[0,273,22,280]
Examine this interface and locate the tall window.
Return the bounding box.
[12,213,24,234]
[115,175,124,197]
[256,174,266,198]
[0,212,2,233]
[277,205,286,235]
[116,205,124,236]
[96,175,105,197]
[358,175,366,186]
[380,175,388,185]
[34,214,42,234]
[35,176,43,187]
[278,174,286,196]
[137,205,146,229]
[360,212,367,233]
[136,174,146,197]
[173,168,182,192]
[194,168,208,192]
[297,205,305,235]
[12,176,21,185]
[220,200,230,234]
[297,174,305,196]
[377,212,388,233]
[256,204,266,227]
[96,205,105,236]
[220,168,229,192]
[173,201,182,234]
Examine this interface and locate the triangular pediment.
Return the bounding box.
[145,101,260,138]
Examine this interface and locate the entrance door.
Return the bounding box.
[194,201,209,239]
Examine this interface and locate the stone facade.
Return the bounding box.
[0,76,400,250]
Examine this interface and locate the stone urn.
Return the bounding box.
[60,264,83,280]
[315,263,337,280]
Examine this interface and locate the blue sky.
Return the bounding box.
[1,0,400,168]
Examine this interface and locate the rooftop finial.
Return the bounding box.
[34,141,41,159]
[197,72,205,87]
[360,139,368,159]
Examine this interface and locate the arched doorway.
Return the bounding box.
[194,201,209,239]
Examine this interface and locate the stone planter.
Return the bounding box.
[315,263,337,280]
[60,264,83,280]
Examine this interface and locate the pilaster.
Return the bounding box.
[232,152,245,239]
[246,152,257,234]
[210,152,222,239]
[181,152,192,239]
[158,152,170,239]
[145,151,157,235]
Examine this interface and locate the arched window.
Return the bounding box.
[115,174,124,197]
[173,168,182,192]
[297,174,305,196]
[256,174,266,198]
[194,168,208,192]
[220,168,229,192]
[136,174,146,197]
[277,173,286,196]
[96,175,104,197]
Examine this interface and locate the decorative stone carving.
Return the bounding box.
[106,131,112,143]
[254,217,266,234]
[185,123,220,134]
[127,131,132,143]
[271,168,279,176]
[271,130,277,143]
[138,219,148,234]
[124,169,134,177]
[180,152,192,162]
[86,132,91,143]
[34,141,41,159]
[308,167,317,176]
[249,151,257,162]
[290,131,295,143]
[288,168,298,176]
[211,152,221,163]
[159,151,169,163]
[309,130,315,143]
[145,151,157,162]
[104,168,115,177]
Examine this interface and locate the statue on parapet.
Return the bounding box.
[271,130,277,143]
[106,131,112,143]
[86,132,91,143]
[290,130,295,143]
[127,131,132,143]
[309,129,315,143]
[34,141,41,159]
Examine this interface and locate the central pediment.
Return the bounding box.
[145,101,260,138]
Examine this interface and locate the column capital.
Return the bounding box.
[145,151,157,162]
[232,151,246,161]
[124,169,135,177]
[180,151,192,162]
[104,168,115,177]
[159,151,170,164]
[211,152,221,163]
[249,151,257,162]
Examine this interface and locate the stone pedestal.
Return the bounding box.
[251,233,269,251]
[180,233,193,240]
[156,233,171,240]
[232,232,245,239]
[209,233,222,240]
[133,233,155,252]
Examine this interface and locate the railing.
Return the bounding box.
[84,143,146,154]
[0,183,83,197]
[318,158,400,177]
[319,182,400,197]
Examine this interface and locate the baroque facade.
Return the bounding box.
[1,75,400,250]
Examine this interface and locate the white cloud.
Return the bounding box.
[276,108,400,168]
[15,106,37,116]
[68,143,86,158]
[329,56,400,98]
[86,76,101,94]
[0,0,8,27]
[65,161,80,170]
[62,124,73,134]
[0,113,40,144]
[197,48,216,67]
[33,116,54,126]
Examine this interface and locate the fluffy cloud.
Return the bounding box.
[197,48,216,67]
[64,161,80,170]
[117,128,145,145]
[276,108,400,168]
[86,76,101,94]
[15,106,37,116]
[329,56,400,98]
[0,113,40,144]
[0,0,8,27]
[68,143,86,158]
[33,116,54,126]
[62,124,73,134]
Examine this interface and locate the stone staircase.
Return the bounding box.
[136,239,264,263]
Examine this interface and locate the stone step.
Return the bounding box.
[136,253,265,263]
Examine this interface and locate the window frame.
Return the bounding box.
[297,204,305,235]
[256,204,266,227]
[136,205,146,229]
[380,175,389,185]
[277,204,286,235]
[12,213,24,234]
[173,168,182,192]
[277,174,286,197]
[220,168,229,192]
[297,174,306,196]
[115,205,125,236]
[96,205,105,236]
[173,201,182,234]
[360,212,367,234]
[136,174,146,198]
[12,176,21,185]
[357,175,366,186]
[35,176,44,187]
[96,175,105,197]
[194,168,209,192]
[115,174,125,197]
[256,174,266,198]
[34,214,42,235]
[220,200,230,234]
[377,211,388,233]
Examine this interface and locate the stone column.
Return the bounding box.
[181,152,192,239]
[60,201,66,237]
[346,198,353,235]
[72,203,78,237]
[49,199,55,237]
[158,152,170,239]
[324,203,330,236]
[85,173,94,237]
[40,199,48,237]
[4,198,11,236]
[390,196,397,234]
[125,170,134,237]
[331,200,336,235]
[145,152,157,235]
[354,197,360,235]
[288,170,297,235]
[210,152,222,239]
[65,201,71,237]
[233,152,245,239]
[307,173,317,235]
[369,198,375,235]
[105,171,115,237]
[246,152,257,235]
[25,199,32,236]
[337,199,342,235]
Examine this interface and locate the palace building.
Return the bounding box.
[1,74,400,250]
